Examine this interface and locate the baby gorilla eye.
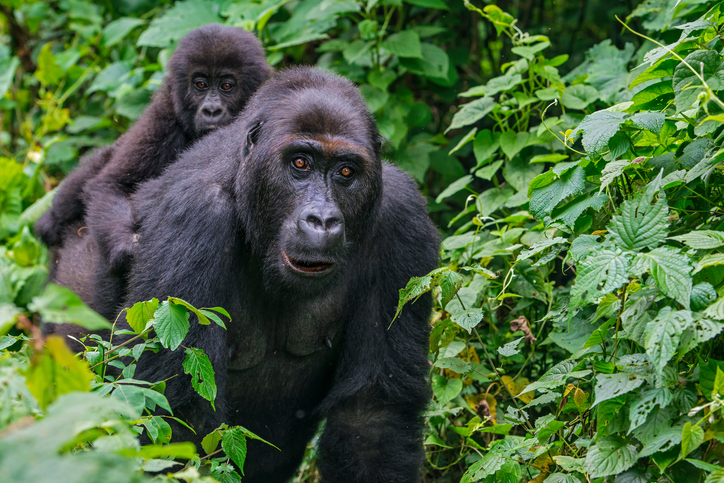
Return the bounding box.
[220,82,233,91]
[195,80,208,90]
[293,158,310,170]
[340,167,353,178]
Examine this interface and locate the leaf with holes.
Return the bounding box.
[182,347,217,410]
[393,274,434,322]
[628,388,673,434]
[593,373,644,407]
[585,436,638,478]
[645,308,693,376]
[632,247,692,308]
[450,308,484,333]
[570,249,631,308]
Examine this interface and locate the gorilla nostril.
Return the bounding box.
[203,107,223,119]
[305,213,324,230]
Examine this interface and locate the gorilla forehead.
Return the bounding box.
[169,24,265,77]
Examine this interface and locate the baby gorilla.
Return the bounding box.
[35,24,272,278]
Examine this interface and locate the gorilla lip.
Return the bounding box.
[282,251,336,275]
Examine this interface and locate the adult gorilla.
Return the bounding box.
[110,67,438,482]
[35,24,272,305]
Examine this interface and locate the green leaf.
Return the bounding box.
[570,249,631,308]
[681,422,705,458]
[511,41,550,60]
[561,85,599,110]
[670,230,724,250]
[473,129,499,166]
[222,427,248,475]
[436,175,473,203]
[631,112,665,134]
[137,0,222,48]
[393,274,433,322]
[673,50,724,112]
[448,128,477,155]
[450,308,484,333]
[102,17,146,47]
[529,166,586,219]
[499,131,530,159]
[434,357,472,373]
[632,247,692,308]
[435,269,464,309]
[628,388,672,434]
[18,189,55,227]
[380,30,422,58]
[432,375,462,404]
[403,0,449,9]
[573,111,626,155]
[199,309,227,329]
[593,373,644,407]
[699,358,724,399]
[645,308,693,376]
[694,254,724,274]
[585,436,638,479]
[183,347,217,409]
[34,44,63,87]
[28,284,111,330]
[154,301,190,350]
[608,190,668,251]
[202,429,222,455]
[111,384,146,418]
[0,56,19,98]
[498,337,523,357]
[629,81,674,111]
[446,97,496,132]
[125,298,159,334]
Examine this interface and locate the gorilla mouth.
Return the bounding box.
[282,251,335,275]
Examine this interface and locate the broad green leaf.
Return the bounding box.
[645,308,693,375]
[570,249,631,308]
[608,190,668,251]
[498,337,523,357]
[141,388,172,414]
[553,191,607,228]
[435,269,464,308]
[434,357,472,373]
[222,427,248,474]
[448,128,477,155]
[154,301,191,350]
[125,298,159,334]
[499,131,530,159]
[28,284,111,330]
[436,175,472,203]
[483,74,523,96]
[517,237,567,261]
[111,384,146,418]
[632,247,692,308]
[629,81,675,111]
[673,50,724,112]
[473,129,500,165]
[0,56,19,98]
[183,347,217,409]
[694,254,724,274]
[690,283,717,311]
[681,422,704,458]
[600,160,631,192]
[202,429,222,455]
[404,0,449,9]
[380,30,422,58]
[475,185,516,216]
[670,230,724,250]
[446,97,496,132]
[17,189,55,227]
[450,308,484,333]
[394,275,433,321]
[137,1,222,48]
[561,85,599,110]
[573,111,626,155]
[103,17,146,47]
[593,373,644,407]
[699,358,724,399]
[631,112,665,134]
[585,436,638,478]
[529,166,586,219]
[432,375,462,404]
[628,388,672,434]
[705,298,724,320]
[639,426,682,458]
[511,41,549,60]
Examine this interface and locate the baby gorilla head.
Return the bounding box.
[168,24,273,136]
[236,68,384,291]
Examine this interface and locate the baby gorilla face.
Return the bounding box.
[191,72,239,133]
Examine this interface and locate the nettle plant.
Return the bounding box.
[0,284,273,483]
[401,2,724,482]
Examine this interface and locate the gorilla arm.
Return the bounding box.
[83,86,188,273]
[317,163,439,483]
[34,145,114,247]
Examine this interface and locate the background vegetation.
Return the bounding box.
[2,0,724,481]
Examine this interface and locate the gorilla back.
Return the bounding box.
[125,67,439,483]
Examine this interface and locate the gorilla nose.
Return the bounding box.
[298,205,344,251]
[201,105,223,122]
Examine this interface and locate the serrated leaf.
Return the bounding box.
[694,254,724,274]
[570,249,631,308]
[593,373,644,407]
[434,357,472,373]
[631,112,665,134]
[222,427,248,475]
[450,308,484,333]
[628,388,672,434]
[632,247,692,308]
[645,307,693,376]
[529,166,586,219]
[673,50,724,112]
[670,230,724,249]
[585,436,638,478]
[154,301,190,350]
[573,111,626,155]
[691,283,717,311]
[498,337,523,357]
[394,275,433,322]
[182,347,217,409]
[518,237,568,261]
[608,190,668,250]
[600,160,631,192]
[435,269,464,309]
[705,298,724,320]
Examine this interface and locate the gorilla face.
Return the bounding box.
[236,69,383,293]
[168,24,273,137]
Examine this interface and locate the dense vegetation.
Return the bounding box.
[2,0,724,481]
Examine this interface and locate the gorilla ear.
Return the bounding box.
[247,121,263,149]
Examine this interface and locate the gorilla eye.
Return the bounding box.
[195,80,208,90]
[340,167,353,178]
[293,158,310,171]
[220,82,233,91]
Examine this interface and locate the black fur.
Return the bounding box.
[57,68,439,482]
[35,24,272,280]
